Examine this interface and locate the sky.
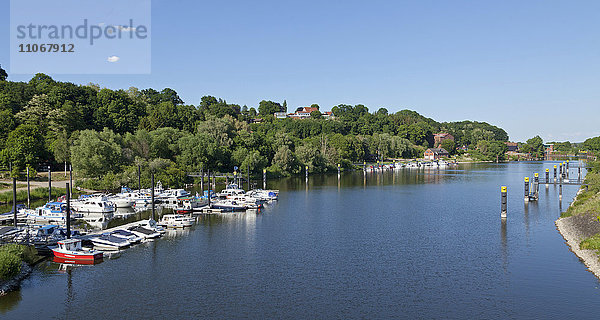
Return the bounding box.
[1,0,599,142]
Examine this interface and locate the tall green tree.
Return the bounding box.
[71,129,123,177]
[0,64,7,81]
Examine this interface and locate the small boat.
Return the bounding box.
[111,229,143,244]
[127,225,161,239]
[158,214,194,228]
[24,202,82,224]
[210,199,247,212]
[138,219,166,234]
[90,233,131,250]
[70,194,115,213]
[52,238,103,263]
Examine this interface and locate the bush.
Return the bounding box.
[0,251,21,280]
[0,244,38,264]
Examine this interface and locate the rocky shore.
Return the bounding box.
[556,188,600,279]
[0,263,33,296]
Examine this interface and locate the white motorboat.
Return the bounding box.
[138,219,166,234]
[71,195,115,214]
[89,233,131,250]
[210,199,247,211]
[110,229,143,244]
[158,214,194,228]
[127,225,161,239]
[24,202,83,224]
[246,189,279,201]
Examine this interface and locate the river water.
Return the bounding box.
[1,162,598,319]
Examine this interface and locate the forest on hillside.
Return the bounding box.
[0,67,513,189]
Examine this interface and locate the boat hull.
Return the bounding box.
[52,249,103,261]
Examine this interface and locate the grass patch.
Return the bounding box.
[0,244,40,280]
[580,234,600,251]
[0,187,83,204]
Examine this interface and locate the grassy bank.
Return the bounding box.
[0,187,81,205]
[0,244,38,281]
[562,162,600,218]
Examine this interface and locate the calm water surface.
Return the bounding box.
[1,162,598,319]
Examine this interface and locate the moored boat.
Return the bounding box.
[52,238,103,262]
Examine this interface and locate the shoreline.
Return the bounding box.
[555,188,600,279]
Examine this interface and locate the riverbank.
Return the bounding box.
[555,162,600,279]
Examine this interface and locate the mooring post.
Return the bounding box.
[578,166,581,180]
[566,160,570,178]
[200,169,204,194]
[69,164,73,198]
[226,174,229,185]
[554,165,557,182]
[559,183,563,200]
[48,165,52,202]
[305,165,308,181]
[363,161,366,172]
[247,164,250,191]
[263,169,266,189]
[213,175,217,190]
[534,173,539,198]
[151,171,155,221]
[545,169,549,185]
[501,186,507,219]
[137,165,141,192]
[207,170,211,208]
[66,182,71,239]
[26,166,31,208]
[524,177,530,202]
[337,163,341,177]
[12,173,17,227]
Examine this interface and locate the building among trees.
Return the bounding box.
[424,148,449,160]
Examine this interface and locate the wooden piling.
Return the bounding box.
[524,177,530,202]
[48,166,52,202]
[151,172,155,221]
[69,165,73,197]
[559,183,562,200]
[207,170,211,208]
[26,166,30,208]
[12,175,17,227]
[66,183,71,239]
[501,186,507,219]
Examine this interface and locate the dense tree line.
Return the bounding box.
[0,69,513,188]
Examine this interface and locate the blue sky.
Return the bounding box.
[1,0,599,142]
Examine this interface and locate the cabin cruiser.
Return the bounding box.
[246,189,279,201]
[108,196,135,208]
[70,195,115,214]
[138,219,166,234]
[172,197,207,214]
[158,214,194,228]
[210,199,247,212]
[405,162,421,168]
[24,202,83,224]
[89,233,131,250]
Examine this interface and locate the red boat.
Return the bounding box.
[52,238,103,263]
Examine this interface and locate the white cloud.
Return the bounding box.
[107,56,120,63]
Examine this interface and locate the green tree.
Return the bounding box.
[71,129,123,177]
[271,146,297,174]
[0,124,45,169]
[521,135,544,157]
[440,139,456,155]
[310,110,322,119]
[583,136,600,152]
[258,100,283,116]
[0,64,7,81]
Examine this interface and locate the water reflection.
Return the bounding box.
[0,290,21,314]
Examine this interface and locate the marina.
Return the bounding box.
[1,162,599,319]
